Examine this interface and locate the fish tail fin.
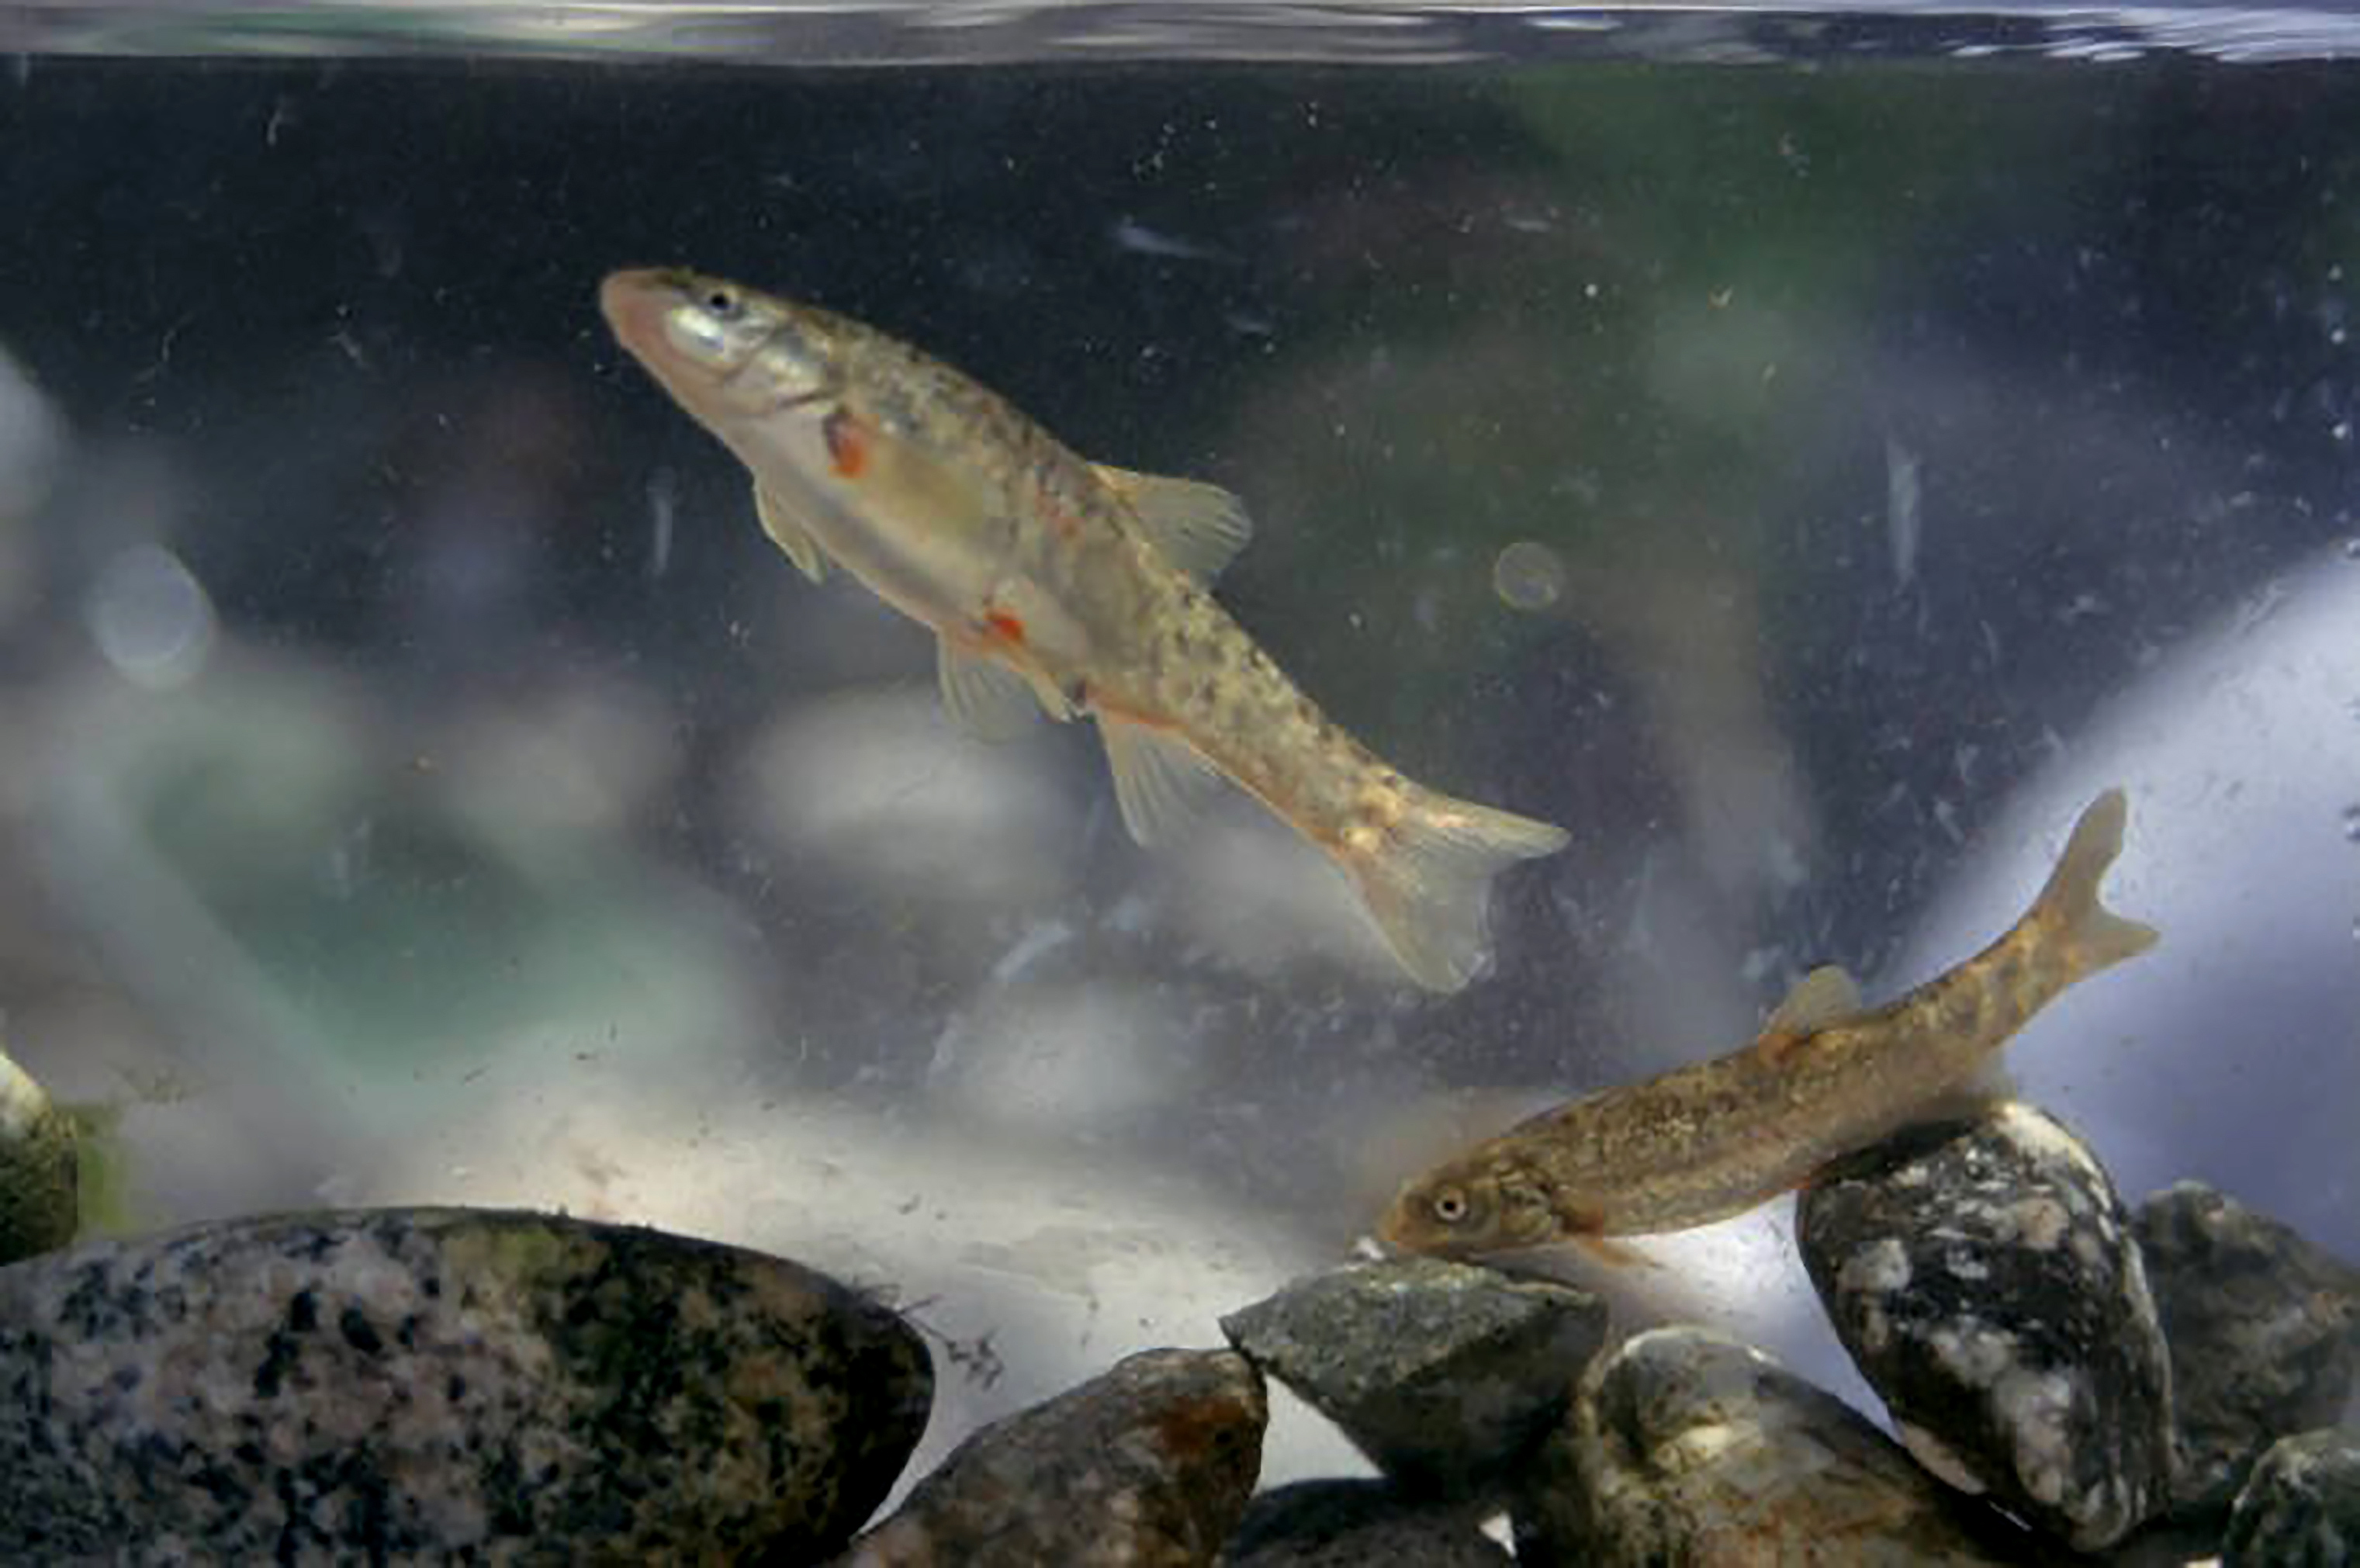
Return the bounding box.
[2031,787,2160,979]
[1348,787,1569,993]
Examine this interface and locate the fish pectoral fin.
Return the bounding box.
[755,484,830,583]
[1097,711,1223,848]
[1764,964,1863,1037]
[1918,1061,2020,1123]
[936,636,1046,742]
[1091,464,1254,584]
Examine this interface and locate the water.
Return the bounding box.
[2,0,2357,1522]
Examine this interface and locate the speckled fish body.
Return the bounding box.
[1380,789,2158,1256]
[600,267,1566,992]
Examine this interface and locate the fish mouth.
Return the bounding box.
[598,266,684,351]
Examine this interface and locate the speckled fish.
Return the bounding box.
[1380,788,2157,1256]
[600,267,1567,992]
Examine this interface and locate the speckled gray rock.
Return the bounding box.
[845,1347,1265,1567]
[1217,1258,1607,1497]
[1219,1479,1509,1566]
[2223,1428,2360,1566]
[0,1044,76,1263]
[0,1206,931,1561]
[1798,1102,2173,1552]
[1517,1326,2040,1566]
[2135,1181,2360,1518]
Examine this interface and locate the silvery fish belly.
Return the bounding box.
[599,266,1567,992]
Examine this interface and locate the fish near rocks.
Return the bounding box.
[1381,788,2157,1258]
[600,268,1565,992]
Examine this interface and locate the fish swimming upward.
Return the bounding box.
[599,268,1567,991]
[1381,788,2158,1256]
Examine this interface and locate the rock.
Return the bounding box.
[1219,1479,1509,1566]
[0,1043,76,1264]
[2133,1180,2360,1516]
[1217,1258,1607,1497]
[1518,1325,2039,1565]
[846,1346,1264,1566]
[0,1206,930,1560]
[2223,1428,2360,1567]
[1797,1102,2174,1552]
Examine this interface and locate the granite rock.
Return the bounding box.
[0,1044,76,1264]
[1798,1102,2173,1552]
[1518,1325,2038,1566]
[845,1346,1265,1567]
[0,1206,931,1560]
[2223,1428,2360,1567]
[1219,1479,1509,1566]
[1218,1257,1607,1497]
[2134,1180,2360,1517]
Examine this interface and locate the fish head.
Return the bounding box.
[600,268,839,424]
[601,267,1018,627]
[1376,1155,1559,1258]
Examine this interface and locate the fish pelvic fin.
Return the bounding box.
[1099,709,1224,848]
[1348,787,1569,993]
[754,485,830,583]
[2032,787,2160,979]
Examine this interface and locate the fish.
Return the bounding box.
[1379,788,2157,1257]
[598,266,1567,992]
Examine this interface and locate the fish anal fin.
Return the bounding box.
[1097,710,1223,848]
[1092,464,1254,584]
[1919,1061,2020,1124]
[936,636,1043,742]
[755,485,830,583]
[1348,789,1569,994]
[1569,1228,1659,1270]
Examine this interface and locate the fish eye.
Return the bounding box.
[1431,1187,1470,1225]
[702,286,741,320]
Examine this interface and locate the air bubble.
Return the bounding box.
[1493,541,1566,612]
[2344,805,2360,843]
[84,544,216,691]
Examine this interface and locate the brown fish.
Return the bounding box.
[600,267,1566,991]
[1380,789,2157,1258]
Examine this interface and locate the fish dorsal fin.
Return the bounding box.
[936,636,1043,742]
[756,484,830,583]
[1766,965,1863,1035]
[1092,465,1254,584]
[1096,711,1223,847]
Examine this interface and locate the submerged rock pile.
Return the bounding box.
[0,1041,2351,1562]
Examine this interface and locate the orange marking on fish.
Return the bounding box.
[984,610,1027,646]
[824,410,869,479]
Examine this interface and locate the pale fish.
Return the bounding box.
[599,268,1567,991]
[1380,788,2157,1255]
